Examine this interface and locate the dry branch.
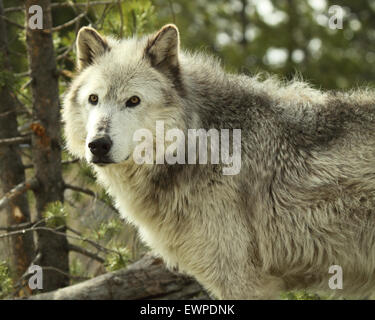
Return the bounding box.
[0,224,118,259]
[24,159,79,169]
[0,220,34,231]
[0,178,38,211]
[51,12,86,32]
[64,183,119,214]
[4,1,125,13]
[42,266,90,281]
[0,15,24,28]
[64,183,96,197]
[68,243,105,263]
[0,136,31,146]
[0,226,64,240]
[28,254,209,300]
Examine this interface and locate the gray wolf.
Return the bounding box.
[62,24,375,299]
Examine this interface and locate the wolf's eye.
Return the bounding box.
[126,96,141,108]
[88,94,98,105]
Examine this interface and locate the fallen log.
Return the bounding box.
[28,254,210,300]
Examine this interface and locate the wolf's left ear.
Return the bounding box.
[76,27,109,70]
[145,24,180,73]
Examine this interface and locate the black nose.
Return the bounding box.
[88,136,112,157]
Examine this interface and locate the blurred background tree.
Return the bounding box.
[154,0,375,89]
[0,0,374,299]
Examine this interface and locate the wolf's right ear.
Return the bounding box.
[76,27,109,70]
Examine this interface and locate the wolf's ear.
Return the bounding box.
[76,27,109,70]
[145,24,180,72]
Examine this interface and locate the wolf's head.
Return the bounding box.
[62,24,187,166]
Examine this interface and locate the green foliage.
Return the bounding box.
[104,247,131,272]
[0,53,20,90]
[0,261,13,299]
[69,257,90,285]
[281,290,322,300]
[98,189,116,210]
[0,68,15,88]
[101,0,156,37]
[71,189,83,203]
[78,162,97,184]
[91,218,123,242]
[126,0,157,36]
[155,0,375,90]
[43,201,68,228]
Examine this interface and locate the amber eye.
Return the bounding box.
[88,94,98,105]
[126,96,141,108]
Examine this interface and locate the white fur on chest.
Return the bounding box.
[95,165,182,268]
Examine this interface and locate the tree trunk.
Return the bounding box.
[28,255,210,300]
[25,0,69,291]
[0,0,34,280]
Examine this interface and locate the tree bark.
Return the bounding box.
[0,0,34,280]
[28,255,210,300]
[25,0,69,291]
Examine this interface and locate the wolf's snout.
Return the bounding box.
[88,135,112,157]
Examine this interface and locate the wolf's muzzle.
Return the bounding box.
[88,135,113,164]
